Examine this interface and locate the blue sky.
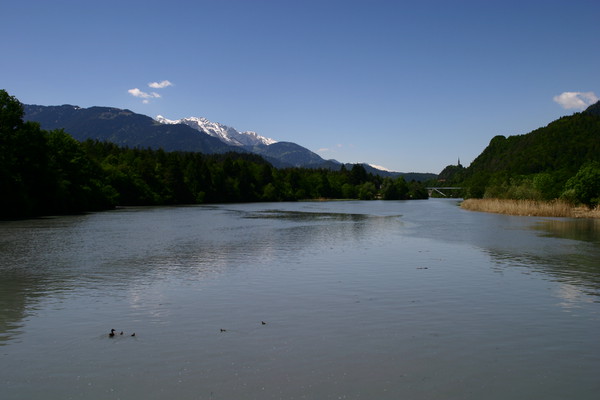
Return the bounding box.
[2,0,599,173]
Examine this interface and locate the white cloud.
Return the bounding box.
[553,91,599,109]
[128,88,162,103]
[128,80,173,103]
[148,80,173,89]
[127,88,145,98]
[128,88,161,99]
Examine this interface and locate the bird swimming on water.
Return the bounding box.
[109,329,116,337]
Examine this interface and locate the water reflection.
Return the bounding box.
[2,201,600,399]
[0,205,406,345]
[533,218,600,244]
[487,246,600,294]
[242,208,400,222]
[399,202,600,300]
[0,275,29,343]
[555,282,597,310]
[526,218,600,296]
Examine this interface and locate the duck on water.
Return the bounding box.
[109,329,135,337]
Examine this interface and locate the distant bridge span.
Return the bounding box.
[426,187,463,197]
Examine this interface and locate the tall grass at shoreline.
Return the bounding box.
[460,198,600,218]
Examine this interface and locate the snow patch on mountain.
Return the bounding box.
[368,164,392,172]
[156,115,277,147]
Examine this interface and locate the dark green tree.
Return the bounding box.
[381,177,409,200]
[563,162,600,207]
[349,164,368,185]
[0,90,52,217]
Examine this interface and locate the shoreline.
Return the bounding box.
[460,198,600,219]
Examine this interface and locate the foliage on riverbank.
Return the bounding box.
[1,90,428,219]
[460,198,600,218]
[438,101,600,208]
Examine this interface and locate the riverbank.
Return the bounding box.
[460,198,600,218]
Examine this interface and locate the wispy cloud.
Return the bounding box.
[148,80,173,89]
[128,88,161,104]
[317,143,344,154]
[553,91,599,109]
[128,88,161,99]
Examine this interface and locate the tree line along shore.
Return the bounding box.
[1,90,428,220]
[4,87,599,220]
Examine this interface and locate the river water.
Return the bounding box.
[1,199,599,399]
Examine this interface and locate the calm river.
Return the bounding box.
[1,199,599,399]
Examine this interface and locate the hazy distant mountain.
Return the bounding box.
[251,141,335,168]
[340,163,437,181]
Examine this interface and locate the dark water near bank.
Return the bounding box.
[1,199,599,399]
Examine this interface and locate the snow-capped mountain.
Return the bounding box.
[23,104,436,179]
[156,115,277,148]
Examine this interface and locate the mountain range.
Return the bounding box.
[23,104,436,180]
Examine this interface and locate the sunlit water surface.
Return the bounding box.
[1,199,599,399]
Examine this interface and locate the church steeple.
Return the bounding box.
[457,157,462,167]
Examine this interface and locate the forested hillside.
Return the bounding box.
[450,103,600,206]
[1,90,427,219]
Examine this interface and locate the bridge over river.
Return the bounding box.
[426,187,463,197]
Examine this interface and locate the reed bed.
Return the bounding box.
[460,198,600,218]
